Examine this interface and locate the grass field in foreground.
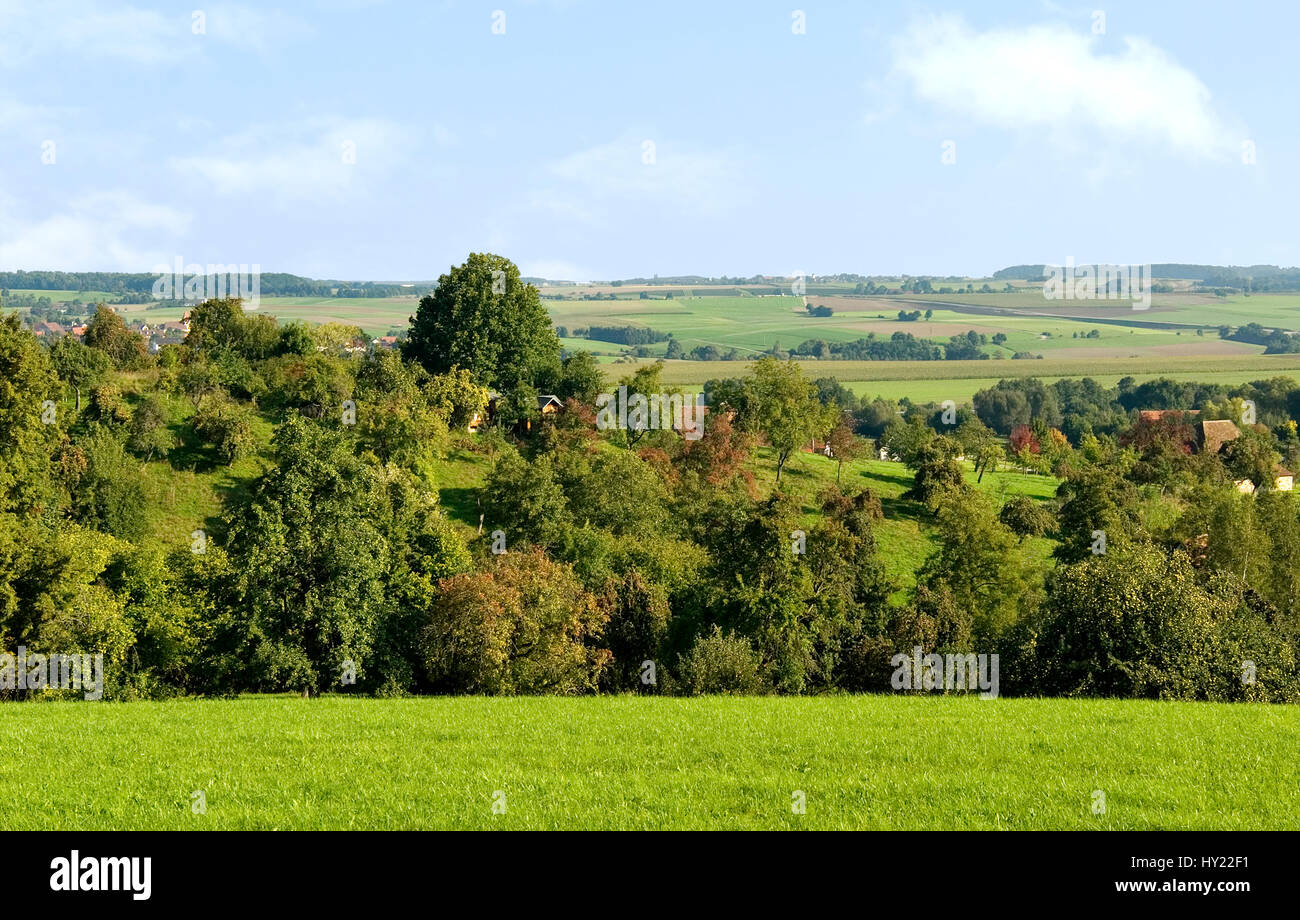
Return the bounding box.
[2,696,1296,830]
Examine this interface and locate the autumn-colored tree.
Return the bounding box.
[678,407,756,488]
[1009,424,1040,455]
[423,550,609,694]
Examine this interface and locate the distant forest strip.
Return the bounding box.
[0,270,422,299]
[993,263,1300,291]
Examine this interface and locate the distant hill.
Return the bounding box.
[0,270,417,298]
[8,264,1300,297]
[993,264,1300,289]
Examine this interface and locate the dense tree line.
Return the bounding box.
[0,270,415,298]
[580,326,671,346]
[2,254,1299,702]
[789,330,990,361]
[1221,322,1300,354]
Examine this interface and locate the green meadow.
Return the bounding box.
[18,287,1300,371]
[1,695,1294,830]
[620,352,1300,402]
[900,289,1300,329]
[8,288,117,303]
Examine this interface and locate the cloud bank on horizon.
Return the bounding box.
[0,1,1292,279]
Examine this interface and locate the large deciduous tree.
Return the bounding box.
[746,356,835,482]
[403,253,560,390]
[0,314,58,515]
[49,337,111,413]
[217,417,393,695]
[84,305,147,368]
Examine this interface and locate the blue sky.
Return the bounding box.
[2,0,1295,280]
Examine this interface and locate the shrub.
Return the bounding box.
[423,550,609,694]
[999,494,1055,541]
[192,396,255,464]
[680,626,765,695]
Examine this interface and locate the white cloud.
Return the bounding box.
[169,116,412,204]
[200,4,314,55]
[0,1,310,66]
[531,134,747,222]
[889,14,1239,160]
[0,95,67,139]
[0,190,191,271]
[0,1,182,65]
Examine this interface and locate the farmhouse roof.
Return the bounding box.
[1197,419,1242,455]
[1138,409,1200,423]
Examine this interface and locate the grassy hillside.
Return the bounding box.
[117,386,1058,594]
[748,447,1057,592]
[2,695,1294,829]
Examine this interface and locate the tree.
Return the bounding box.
[746,356,834,482]
[679,626,764,695]
[613,362,667,448]
[0,314,58,515]
[677,407,756,488]
[973,441,1003,482]
[555,448,668,537]
[184,298,247,354]
[67,426,150,541]
[49,337,111,412]
[216,417,393,696]
[879,416,934,465]
[826,414,867,483]
[1009,424,1040,455]
[916,488,1029,640]
[903,435,967,509]
[423,366,490,430]
[1053,465,1144,563]
[177,361,220,409]
[126,396,173,462]
[599,569,671,691]
[1035,545,1223,698]
[84,305,147,368]
[483,450,572,550]
[423,550,609,694]
[404,253,560,389]
[697,492,822,692]
[192,395,255,464]
[277,321,316,356]
[999,494,1055,541]
[1223,430,1281,491]
[973,378,1061,434]
[554,350,605,406]
[310,322,365,353]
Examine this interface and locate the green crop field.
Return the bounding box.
[1,695,1295,830]
[115,296,420,338]
[20,286,1300,365]
[898,290,1300,329]
[7,289,117,303]
[551,291,1300,362]
[612,353,1300,404]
